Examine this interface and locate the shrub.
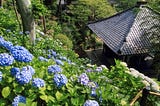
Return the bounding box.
[54,34,73,49]
[0,24,159,106]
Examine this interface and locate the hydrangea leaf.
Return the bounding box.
[31,102,37,106]
[0,99,7,105]
[6,77,13,83]
[48,96,55,103]
[38,90,45,95]
[67,88,75,96]
[40,95,48,102]
[71,98,79,105]
[55,91,63,101]
[26,98,37,106]
[46,85,52,91]
[2,86,10,98]
[13,85,24,93]
[18,103,26,106]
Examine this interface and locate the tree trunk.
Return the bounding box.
[15,0,36,44]
[0,0,3,7]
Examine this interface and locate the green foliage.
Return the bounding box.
[65,0,116,22]
[0,1,159,105]
[59,0,116,48]
[113,0,160,12]
[2,86,11,98]
[0,34,142,106]
[54,34,73,49]
[114,0,137,11]
[0,8,19,30]
[31,0,49,18]
[148,0,160,11]
[0,29,159,105]
[45,21,63,36]
[146,94,160,106]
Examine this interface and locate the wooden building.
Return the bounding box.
[88,1,160,70]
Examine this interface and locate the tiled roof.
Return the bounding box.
[88,6,160,55]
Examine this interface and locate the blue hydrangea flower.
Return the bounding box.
[0,53,14,66]
[0,40,13,50]
[32,78,45,88]
[10,67,20,76]
[48,49,57,57]
[48,65,62,74]
[22,65,35,76]
[86,69,93,72]
[38,56,48,62]
[15,70,32,85]
[95,67,103,72]
[51,51,57,57]
[19,31,23,35]
[83,100,99,106]
[88,81,98,89]
[25,31,30,35]
[6,29,11,32]
[67,59,71,64]
[91,89,97,97]
[55,59,64,65]
[53,74,68,87]
[88,81,98,97]
[0,71,2,81]
[78,73,89,85]
[10,46,33,62]
[59,56,67,61]
[12,95,26,106]
[99,90,103,103]
[47,54,52,59]
[0,36,4,40]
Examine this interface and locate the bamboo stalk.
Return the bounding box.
[130,89,160,106]
[130,90,143,106]
[149,91,160,96]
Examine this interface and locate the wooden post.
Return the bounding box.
[130,90,143,106]
[140,88,149,106]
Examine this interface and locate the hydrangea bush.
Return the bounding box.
[0,32,159,106]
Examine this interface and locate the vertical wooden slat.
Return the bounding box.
[140,88,149,106]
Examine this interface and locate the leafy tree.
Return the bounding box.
[60,0,116,49]
[113,0,137,11]
[113,0,160,12]
[147,0,160,11]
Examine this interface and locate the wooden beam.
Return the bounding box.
[130,90,142,106]
[149,91,160,96]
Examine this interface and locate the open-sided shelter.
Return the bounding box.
[88,1,160,69]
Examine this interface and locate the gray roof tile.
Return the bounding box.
[88,6,160,55]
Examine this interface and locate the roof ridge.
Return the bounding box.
[142,6,160,15]
[118,14,138,55]
[87,6,136,25]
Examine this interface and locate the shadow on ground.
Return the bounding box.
[85,48,159,79]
